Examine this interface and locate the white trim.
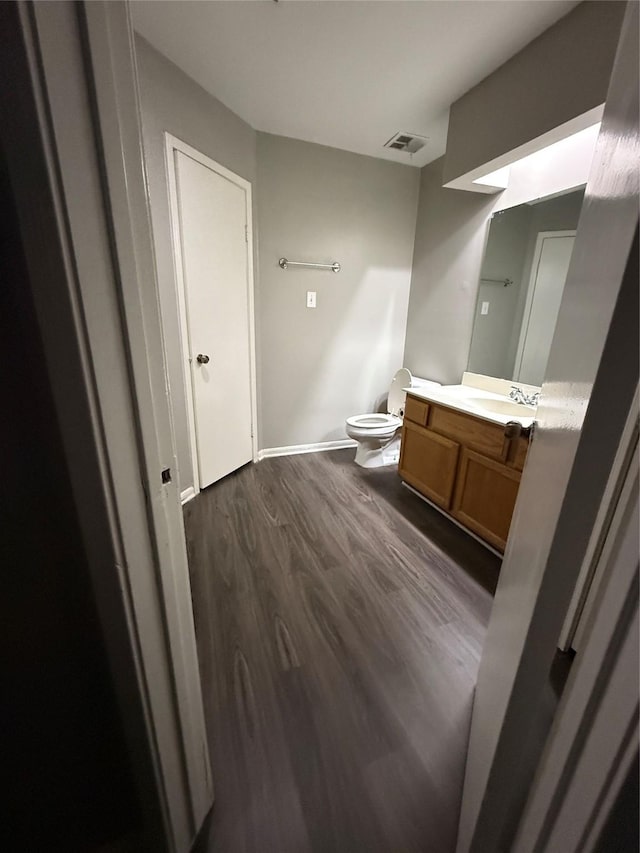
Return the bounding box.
[513,230,577,383]
[402,483,503,558]
[81,5,214,845]
[513,442,639,853]
[258,439,357,460]
[165,137,200,497]
[558,385,639,650]
[180,486,197,506]
[164,133,259,497]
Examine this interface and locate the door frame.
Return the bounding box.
[512,440,638,853]
[457,4,638,849]
[165,133,258,501]
[513,229,576,383]
[5,2,215,849]
[558,385,638,650]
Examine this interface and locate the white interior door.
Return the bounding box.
[515,231,576,386]
[174,150,254,489]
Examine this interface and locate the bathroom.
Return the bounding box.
[133,2,630,851]
[3,0,636,850]
[133,4,604,495]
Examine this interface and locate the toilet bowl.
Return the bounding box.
[345,369,440,469]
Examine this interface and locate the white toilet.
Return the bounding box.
[345,369,441,468]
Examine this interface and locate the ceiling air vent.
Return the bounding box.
[384,132,428,155]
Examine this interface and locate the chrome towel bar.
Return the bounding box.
[279,257,341,273]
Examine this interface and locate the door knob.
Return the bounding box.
[196,354,210,364]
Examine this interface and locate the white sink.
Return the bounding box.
[404,382,537,427]
[465,397,536,418]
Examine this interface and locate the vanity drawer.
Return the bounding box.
[404,395,429,427]
[429,404,505,461]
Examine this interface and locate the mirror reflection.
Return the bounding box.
[467,187,585,386]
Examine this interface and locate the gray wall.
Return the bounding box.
[403,157,496,385]
[257,132,419,449]
[443,1,625,184]
[135,36,257,493]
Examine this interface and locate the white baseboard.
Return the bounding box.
[258,439,357,461]
[180,485,197,505]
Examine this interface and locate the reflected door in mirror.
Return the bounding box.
[514,232,575,386]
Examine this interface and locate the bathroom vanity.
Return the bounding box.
[398,189,579,554]
[398,376,534,553]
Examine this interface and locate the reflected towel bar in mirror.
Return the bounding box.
[481,277,514,287]
[279,257,341,273]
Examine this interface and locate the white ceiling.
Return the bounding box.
[132,0,580,168]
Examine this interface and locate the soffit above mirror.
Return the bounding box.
[442,2,624,188]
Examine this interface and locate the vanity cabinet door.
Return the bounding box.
[452,448,521,551]
[399,422,460,510]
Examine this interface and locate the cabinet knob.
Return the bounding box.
[503,421,521,440]
[196,354,210,365]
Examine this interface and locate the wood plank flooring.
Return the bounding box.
[184,450,500,853]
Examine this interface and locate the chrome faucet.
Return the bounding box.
[510,385,540,407]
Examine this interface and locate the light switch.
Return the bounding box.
[307,291,317,308]
[481,301,490,315]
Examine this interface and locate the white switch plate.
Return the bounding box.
[307,291,316,308]
[481,301,490,315]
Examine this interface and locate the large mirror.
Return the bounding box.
[467,187,585,386]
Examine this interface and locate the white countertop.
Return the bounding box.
[404,383,536,428]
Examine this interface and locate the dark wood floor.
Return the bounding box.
[184,450,500,853]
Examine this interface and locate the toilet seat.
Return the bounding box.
[347,412,402,431]
[345,413,402,441]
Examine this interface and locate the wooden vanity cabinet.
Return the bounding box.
[399,395,530,552]
[399,421,459,510]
